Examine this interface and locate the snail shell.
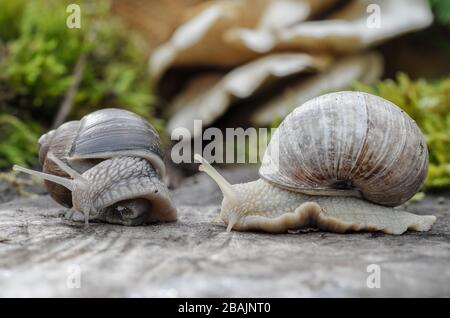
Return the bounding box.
[23,108,176,226]
[195,91,435,235]
[260,91,428,207]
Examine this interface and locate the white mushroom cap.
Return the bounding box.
[251,52,383,125]
[227,0,433,53]
[167,52,332,137]
[149,0,339,80]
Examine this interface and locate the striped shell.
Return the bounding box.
[259,91,428,207]
[38,108,165,207]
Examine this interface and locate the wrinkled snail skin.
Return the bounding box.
[14,108,177,226]
[195,91,437,235]
[218,179,436,235]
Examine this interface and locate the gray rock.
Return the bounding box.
[0,166,449,297]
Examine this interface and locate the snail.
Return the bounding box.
[13,108,177,226]
[195,91,436,235]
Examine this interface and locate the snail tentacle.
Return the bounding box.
[13,165,74,191]
[194,154,241,205]
[12,151,90,192]
[46,152,88,186]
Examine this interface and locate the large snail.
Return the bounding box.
[195,91,436,235]
[13,108,177,226]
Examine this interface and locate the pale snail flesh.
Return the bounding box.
[14,108,177,226]
[195,91,436,235]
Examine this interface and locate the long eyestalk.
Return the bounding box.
[194,154,240,205]
[46,152,87,184]
[13,165,74,191]
[13,152,88,191]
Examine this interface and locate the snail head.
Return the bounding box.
[194,154,247,232]
[13,152,93,223]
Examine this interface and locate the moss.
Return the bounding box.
[429,0,450,25]
[0,0,158,168]
[0,114,42,167]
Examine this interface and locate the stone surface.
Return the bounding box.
[0,166,449,297]
[0,176,47,204]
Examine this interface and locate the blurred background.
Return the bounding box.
[0,0,449,192]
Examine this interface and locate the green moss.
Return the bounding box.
[429,0,450,25]
[0,0,158,168]
[0,114,41,167]
[352,73,450,190]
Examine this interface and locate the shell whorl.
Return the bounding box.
[259,91,428,207]
[38,108,166,208]
[38,128,57,166]
[70,108,165,177]
[39,121,80,207]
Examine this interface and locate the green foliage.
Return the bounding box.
[0,114,41,167]
[429,0,450,25]
[0,0,158,168]
[353,73,450,190]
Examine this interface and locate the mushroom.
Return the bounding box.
[251,52,383,125]
[152,0,433,139]
[149,0,339,80]
[167,52,333,136]
[227,0,433,53]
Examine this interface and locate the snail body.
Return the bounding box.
[195,91,436,235]
[14,108,176,226]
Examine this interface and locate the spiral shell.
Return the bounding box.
[38,108,165,208]
[259,91,428,207]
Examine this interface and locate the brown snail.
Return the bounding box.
[195,91,436,235]
[14,108,177,226]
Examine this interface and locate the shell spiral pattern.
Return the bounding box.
[260,91,428,207]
